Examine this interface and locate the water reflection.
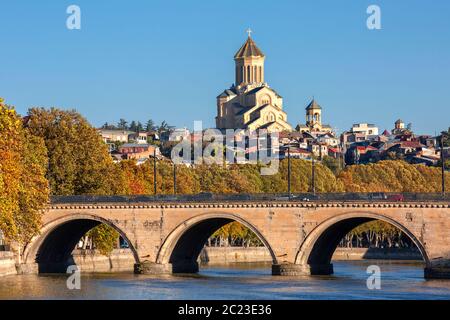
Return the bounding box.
[0,261,450,300]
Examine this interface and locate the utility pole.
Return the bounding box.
[173,163,177,195]
[441,134,446,197]
[309,135,316,196]
[287,145,291,199]
[153,148,157,195]
[311,151,316,196]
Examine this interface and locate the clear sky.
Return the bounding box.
[1,0,449,134]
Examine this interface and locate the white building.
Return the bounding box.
[350,123,379,136]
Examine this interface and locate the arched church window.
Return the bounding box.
[314,113,320,122]
[260,94,271,106]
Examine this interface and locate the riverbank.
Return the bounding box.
[0,252,16,276]
[70,247,422,272]
[0,247,423,276]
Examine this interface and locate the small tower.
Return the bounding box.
[395,119,405,130]
[234,29,265,86]
[305,98,322,131]
[392,119,409,135]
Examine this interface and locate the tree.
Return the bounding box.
[129,120,138,132]
[321,156,342,176]
[337,160,450,192]
[25,108,126,255]
[157,120,170,134]
[137,121,144,132]
[442,127,450,147]
[16,132,50,243]
[117,118,128,130]
[0,98,49,244]
[101,122,116,130]
[146,119,155,132]
[85,224,120,256]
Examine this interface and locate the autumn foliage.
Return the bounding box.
[0,99,49,243]
[1,101,449,253]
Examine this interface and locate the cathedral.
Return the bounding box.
[215,33,293,132]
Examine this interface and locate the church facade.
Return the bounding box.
[215,34,293,132]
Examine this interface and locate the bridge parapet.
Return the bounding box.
[50,193,450,205]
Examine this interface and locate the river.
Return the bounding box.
[1,261,450,300]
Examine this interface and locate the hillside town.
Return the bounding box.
[98,34,449,170]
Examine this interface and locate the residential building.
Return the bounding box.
[280,147,312,160]
[118,143,161,160]
[350,123,379,136]
[129,132,149,144]
[99,129,134,144]
[308,143,329,158]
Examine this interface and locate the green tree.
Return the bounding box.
[117,118,128,130]
[129,120,137,132]
[146,119,155,132]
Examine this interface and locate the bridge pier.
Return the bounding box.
[134,260,199,275]
[424,267,450,279]
[272,263,334,276]
[134,262,172,275]
[16,262,38,275]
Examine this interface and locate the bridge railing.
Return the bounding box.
[50,192,450,204]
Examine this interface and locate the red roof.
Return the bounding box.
[287,148,311,154]
[399,141,424,148]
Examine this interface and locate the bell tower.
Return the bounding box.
[305,98,322,130]
[234,29,265,86]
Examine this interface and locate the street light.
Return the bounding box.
[287,145,291,199]
[309,130,316,196]
[153,148,157,195]
[173,162,177,195]
[441,134,446,196]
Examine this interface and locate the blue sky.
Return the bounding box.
[1,0,449,134]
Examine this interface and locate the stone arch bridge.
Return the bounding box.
[17,195,450,279]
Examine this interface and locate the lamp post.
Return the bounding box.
[173,163,177,195]
[153,148,157,195]
[287,145,291,199]
[309,133,316,196]
[311,150,316,195]
[441,134,446,197]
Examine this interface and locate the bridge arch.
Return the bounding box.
[23,213,139,273]
[294,211,430,275]
[156,212,277,273]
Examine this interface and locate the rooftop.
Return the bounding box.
[305,99,322,110]
[234,36,265,59]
